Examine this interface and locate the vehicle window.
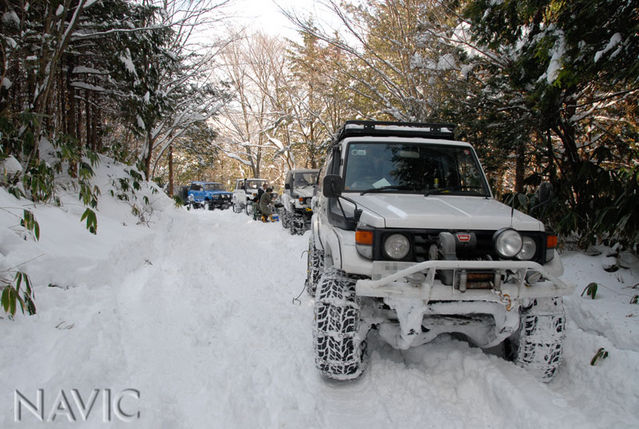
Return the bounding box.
[246,180,266,189]
[343,142,489,195]
[318,151,335,195]
[294,172,318,188]
[190,184,202,191]
[204,183,222,191]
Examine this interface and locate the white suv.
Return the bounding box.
[307,121,574,381]
[280,169,319,234]
[232,178,267,214]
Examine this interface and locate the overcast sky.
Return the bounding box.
[228,0,329,40]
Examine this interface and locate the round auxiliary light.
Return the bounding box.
[494,228,523,258]
[384,234,410,260]
[516,236,537,260]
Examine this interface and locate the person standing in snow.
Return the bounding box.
[254,182,267,202]
[259,187,273,222]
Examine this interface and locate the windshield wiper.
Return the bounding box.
[360,185,411,195]
[424,185,488,197]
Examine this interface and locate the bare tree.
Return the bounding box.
[283,0,437,122]
[215,32,290,179]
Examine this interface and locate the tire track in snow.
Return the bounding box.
[98,209,638,428]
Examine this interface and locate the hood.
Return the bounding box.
[207,190,231,196]
[347,193,543,231]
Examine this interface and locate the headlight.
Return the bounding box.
[516,236,537,260]
[384,234,410,260]
[493,228,522,258]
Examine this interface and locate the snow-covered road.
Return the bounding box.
[2,190,639,428]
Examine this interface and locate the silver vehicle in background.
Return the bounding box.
[279,169,319,235]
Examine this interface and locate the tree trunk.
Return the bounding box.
[94,106,102,152]
[168,144,174,196]
[85,89,91,148]
[144,129,154,179]
[66,58,78,177]
[515,142,525,193]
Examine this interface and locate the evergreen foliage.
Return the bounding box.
[286,0,638,248]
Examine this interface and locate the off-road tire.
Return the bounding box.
[305,237,324,296]
[290,214,305,235]
[313,267,366,380]
[281,208,290,229]
[282,209,292,229]
[245,201,253,216]
[510,297,566,382]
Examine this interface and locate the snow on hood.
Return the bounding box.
[348,193,544,231]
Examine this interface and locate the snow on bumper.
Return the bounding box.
[356,259,574,303]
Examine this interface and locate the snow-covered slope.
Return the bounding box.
[1,159,638,428]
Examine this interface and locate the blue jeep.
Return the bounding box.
[186,181,232,210]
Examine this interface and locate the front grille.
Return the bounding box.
[372,229,546,264]
[412,230,498,262]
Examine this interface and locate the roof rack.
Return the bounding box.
[333,120,456,143]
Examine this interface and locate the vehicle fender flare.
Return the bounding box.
[316,220,342,269]
[312,214,324,252]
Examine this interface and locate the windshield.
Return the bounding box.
[343,142,490,196]
[294,172,318,188]
[246,180,266,189]
[204,183,223,191]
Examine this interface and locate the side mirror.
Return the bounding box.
[285,183,290,190]
[536,182,553,205]
[323,175,344,198]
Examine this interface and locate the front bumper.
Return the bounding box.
[294,207,313,215]
[356,259,574,303]
[211,198,231,207]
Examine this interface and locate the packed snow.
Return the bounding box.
[1,158,638,428]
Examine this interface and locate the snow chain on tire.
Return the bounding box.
[284,211,291,229]
[512,297,566,382]
[278,208,287,229]
[291,215,305,235]
[305,238,324,297]
[313,267,366,380]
